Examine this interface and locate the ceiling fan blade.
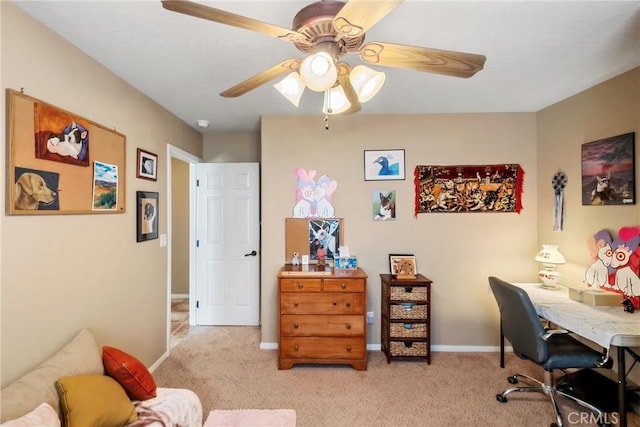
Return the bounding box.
[220,59,302,98]
[161,1,309,45]
[359,42,486,78]
[333,0,403,38]
[336,63,361,115]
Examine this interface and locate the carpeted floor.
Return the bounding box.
[152,326,640,427]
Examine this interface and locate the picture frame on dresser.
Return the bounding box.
[389,254,417,275]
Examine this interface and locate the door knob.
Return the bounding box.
[244,250,257,256]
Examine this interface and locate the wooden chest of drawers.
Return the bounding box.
[380,273,433,363]
[278,266,368,370]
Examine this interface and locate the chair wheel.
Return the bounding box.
[496,394,507,402]
[507,376,518,384]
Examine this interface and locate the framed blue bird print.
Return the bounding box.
[364,149,406,181]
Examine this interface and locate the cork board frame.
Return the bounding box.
[285,218,344,263]
[7,89,126,215]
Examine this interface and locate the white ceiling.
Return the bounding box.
[12,0,640,134]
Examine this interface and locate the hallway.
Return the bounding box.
[171,297,191,347]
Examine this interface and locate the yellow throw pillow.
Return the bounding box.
[56,375,137,427]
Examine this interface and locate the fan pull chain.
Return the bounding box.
[324,115,330,130]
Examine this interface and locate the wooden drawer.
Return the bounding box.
[280,293,365,315]
[280,337,366,360]
[390,285,427,302]
[281,315,364,337]
[323,278,365,292]
[279,278,322,292]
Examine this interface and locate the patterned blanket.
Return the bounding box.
[414,164,524,215]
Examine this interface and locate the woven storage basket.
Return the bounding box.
[390,322,427,338]
[390,303,427,319]
[390,341,428,357]
[390,286,427,301]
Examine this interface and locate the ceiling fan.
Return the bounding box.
[161,0,486,116]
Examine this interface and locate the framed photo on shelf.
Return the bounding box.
[136,148,158,181]
[389,253,417,276]
[364,149,405,181]
[136,191,159,242]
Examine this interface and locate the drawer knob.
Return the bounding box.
[346,302,351,308]
[293,301,299,307]
[346,323,351,330]
[346,345,352,352]
[293,323,299,329]
[294,345,299,351]
[297,282,304,289]
[341,283,347,289]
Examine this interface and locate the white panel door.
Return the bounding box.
[196,163,259,325]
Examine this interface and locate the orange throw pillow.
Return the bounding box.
[102,346,157,401]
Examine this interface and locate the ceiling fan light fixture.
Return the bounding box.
[349,65,386,103]
[273,72,306,107]
[300,52,338,92]
[322,85,351,115]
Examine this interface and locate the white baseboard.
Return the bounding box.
[259,342,511,353]
[171,294,189,299]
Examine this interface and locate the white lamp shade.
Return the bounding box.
[273,72,305,107]
[349,65,385,103]
[534,244,566,265]
[300,52,338,92]
[322,85,351,115]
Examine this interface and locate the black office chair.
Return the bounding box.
[488,276,613,427]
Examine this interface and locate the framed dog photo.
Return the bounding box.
[136,191,159,242]
[136,148,158,181]
[389,254,417,276]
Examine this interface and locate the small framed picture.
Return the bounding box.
[136,148,158,181]
[389,253,417,275]
[364,149,405,181]
[136,191,159,242]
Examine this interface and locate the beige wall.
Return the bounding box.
[1,3,202,385]
[203,132,260,162]
[537,67,640,383]
[261,113,539,347]
[171,158,190,295]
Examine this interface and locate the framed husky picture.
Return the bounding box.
[136,191,159,242]
[581,132,635,205]
[364,149,405,181]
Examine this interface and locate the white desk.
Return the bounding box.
[504,283,640,427]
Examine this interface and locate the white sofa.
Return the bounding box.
[0,329,202,426]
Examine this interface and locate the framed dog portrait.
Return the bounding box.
[136,191,159,242]
[137,148,158,181]
[364,149,405,181]
[581,132,635,206]
[389,254,417,276]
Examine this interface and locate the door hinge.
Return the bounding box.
[196,179,199,187]
[196,300,199,308]
[196,240,199,248]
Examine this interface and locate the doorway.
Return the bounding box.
[166,144,200,350]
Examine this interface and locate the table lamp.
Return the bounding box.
[535,244,566,289]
